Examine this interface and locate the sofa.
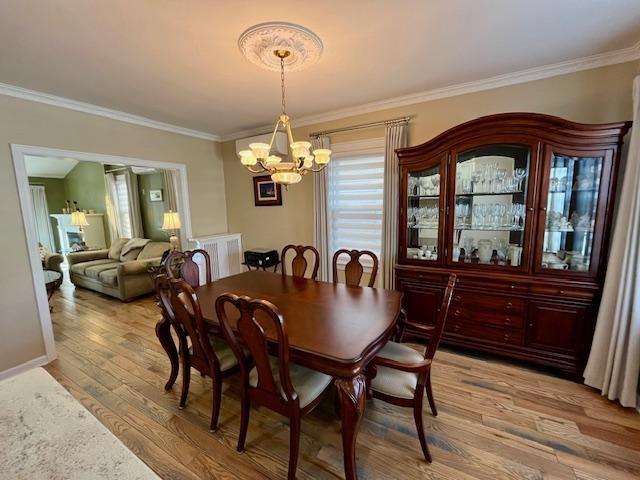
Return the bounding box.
[67,238,170,301]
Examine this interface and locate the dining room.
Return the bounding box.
[2,2,640,480]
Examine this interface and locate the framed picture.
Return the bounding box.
[253,175,282,206]
[149,189,163,202]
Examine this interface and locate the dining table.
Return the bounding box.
[155,269,403,480]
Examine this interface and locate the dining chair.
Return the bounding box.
[215,293,333,480]
[281,244,320,280]
[332,249,379,287]
[369,273,456,462]
[164,248,212,287]
[160,276,239,432]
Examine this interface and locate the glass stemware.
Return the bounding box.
[514,168,526,191]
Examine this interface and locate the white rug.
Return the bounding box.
[0,367,160,480]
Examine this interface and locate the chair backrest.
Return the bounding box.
[166,277,220,369]
[164,249,212,287]
[332,249,379,287]
[215,293,298,407]
[425,274,457,361]
[281,245,319,280]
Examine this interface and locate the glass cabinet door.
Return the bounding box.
[538,152,608,274]
[406,164,441,262]
[451,144,531,268]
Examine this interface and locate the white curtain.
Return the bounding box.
[124,170,144,238]
[380,122,408,289]
[30,185,55,251]
[312,135,332,281]
[163,169,179,213]
[583,76,640,408]
[104,173,123,240]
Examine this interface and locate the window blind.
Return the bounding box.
[114,173,133,238]
[328,153,385,262]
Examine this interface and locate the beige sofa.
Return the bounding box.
[68,238,170,301]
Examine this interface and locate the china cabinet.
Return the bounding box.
[396,113,631,376]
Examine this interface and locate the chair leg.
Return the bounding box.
[179,355,191,409]
[237,388,250,452]
[287,415,301,480]
[425,370,437,417]
[413,391,432,463]
[210,375,222,432]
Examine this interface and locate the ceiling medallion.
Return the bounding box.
[238,21,323,72]
[237,22,330,186]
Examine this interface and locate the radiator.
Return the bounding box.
[188,233,243,285]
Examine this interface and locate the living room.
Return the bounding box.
[1,2,640,480]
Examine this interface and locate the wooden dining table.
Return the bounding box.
[155,269,403,480]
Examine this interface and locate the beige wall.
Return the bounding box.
[224,61,638,254]
[0,94,227,373]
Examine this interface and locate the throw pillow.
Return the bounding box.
[108,238,130,261]
[39,242,49,263]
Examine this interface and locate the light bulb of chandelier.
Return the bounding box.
[264,155,282,167]
[271,171,302,185]
[249,142,270,160]
[238,149,257,166]
[313,148,332,165]
[303,155,314,169]
[290,141,312,159]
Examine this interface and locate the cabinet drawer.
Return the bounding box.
[452,291,526,314]
[451,306,525,329]
[446,321,524,346]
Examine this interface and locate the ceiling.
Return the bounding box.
[1,0,639,138]
[25,155,78,178]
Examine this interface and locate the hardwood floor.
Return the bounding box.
[45,280,640,480]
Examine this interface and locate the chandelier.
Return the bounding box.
[237,23,331,185]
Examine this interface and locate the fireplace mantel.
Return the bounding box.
[51,214,107,253]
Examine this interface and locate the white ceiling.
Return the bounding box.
[1,0,639,138]
[25,155,78,178]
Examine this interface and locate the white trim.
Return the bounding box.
[0,83,220,141]
[11,144,194,365]
[0,355,49,382]
[220,40,640,141]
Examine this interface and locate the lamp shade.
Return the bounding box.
[70,210,89,227]
[161,210,181,230]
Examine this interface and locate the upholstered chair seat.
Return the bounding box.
[184,334,238,372]
[371,342,429,400]
[249,357,332,408]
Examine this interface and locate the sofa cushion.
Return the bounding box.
[85,262,121,280]
[138,242,170,261]
[98,268,118,286]
[70,259,118,276]
[108,238,130,261]
[120,238,150,262]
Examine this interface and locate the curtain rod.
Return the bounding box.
[309,116,410,138]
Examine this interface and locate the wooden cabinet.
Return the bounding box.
[395,113,631,376]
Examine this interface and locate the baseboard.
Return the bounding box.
[0,355,50,382]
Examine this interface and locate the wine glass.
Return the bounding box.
[514,168,526,191]
[495,169,507,193]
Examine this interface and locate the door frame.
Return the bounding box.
[11,143,193,366]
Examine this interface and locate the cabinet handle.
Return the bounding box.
[510,284,516,289]
[454,308,462,316]
[528,322,534,327]
[454,325,461,332]
[503,333,510,341]
[454,295,462,303]
[505,302,513,310]
[541,207,547,213]
[504,317,511,325]
[527,207,534,212]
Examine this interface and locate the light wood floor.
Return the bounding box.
[45,280,640,480]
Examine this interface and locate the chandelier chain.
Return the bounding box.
[280,56,286,115]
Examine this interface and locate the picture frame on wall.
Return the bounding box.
[253,175,282,206]
[149,189,163,202]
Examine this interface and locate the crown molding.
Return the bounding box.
[220,40,640,142]
[0,82,220,141]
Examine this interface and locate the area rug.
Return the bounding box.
[0,367,160,480]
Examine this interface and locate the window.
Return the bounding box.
[114,173,133,238]
[328,150,385,264]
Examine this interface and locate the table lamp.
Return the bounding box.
[161,210,181,250]
[70,210,89,249]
